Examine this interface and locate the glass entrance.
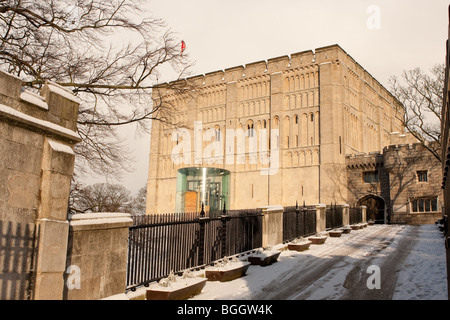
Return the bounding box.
[176,167,230,216]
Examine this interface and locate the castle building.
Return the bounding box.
[346,139,442,224]
[146,44,441,223]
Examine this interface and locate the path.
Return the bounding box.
[190,224,448,300]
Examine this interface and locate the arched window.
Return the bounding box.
[214,126,221,141]
[247,123,254,137]
[273,116,279,127]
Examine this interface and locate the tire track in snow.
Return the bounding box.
[251,224,406,300]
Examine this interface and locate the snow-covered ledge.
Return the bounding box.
[68,212,133,231]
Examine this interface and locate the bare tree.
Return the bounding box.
[131,185,147,215]
[389,64,444,163]
[0,0,195,178]
[70,182,133,213]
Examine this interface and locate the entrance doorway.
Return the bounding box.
[357,195,385,224]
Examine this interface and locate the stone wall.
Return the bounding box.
[0,70,80,299]
[0,70,134,300]
[384,143,442,224]
[345,141,442,224]
[64,213,132,300]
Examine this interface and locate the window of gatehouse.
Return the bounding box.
[416,170,428,183]
[411,197,438,213]
[363,171,379,183]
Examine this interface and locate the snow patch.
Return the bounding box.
[47,138,75,155]
[0,103,79,140]
[20,90,48,110]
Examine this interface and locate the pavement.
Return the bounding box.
[190,224,448,300]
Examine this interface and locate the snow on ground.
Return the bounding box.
[190,224,448,300]
[393,224,448,300]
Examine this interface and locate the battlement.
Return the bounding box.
[155,44,400,108]
[346,141,425,170]
[179,45,335,88]
[389,131,419,146]
[346,150,384,169]
[0,70,81,143]
[345,131,421,161]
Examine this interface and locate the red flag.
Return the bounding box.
[181,40,186,54]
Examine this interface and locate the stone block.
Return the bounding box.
[41,138,75,176]
[6,173,40,209]
[40,81,80,132]
[35,219,69,273]
[4,139,42,174]
[39,170,71,220]
[33,272,65,300]
[0,70,22,100]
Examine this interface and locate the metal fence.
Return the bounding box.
[349,206,363,225]
[326,204,344,230]
[282,204,317,242]
[126,208,262,291]
[127,204,363,291]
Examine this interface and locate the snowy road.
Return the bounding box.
[190,224,448,300]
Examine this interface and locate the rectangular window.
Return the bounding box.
[425,199,430,212]
[412,200,418,212]
[363,171,379,183]
[418,199,424,212]
[411,197,438,213]
[417,170,428,182]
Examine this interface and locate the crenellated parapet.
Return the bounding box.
[345,151,384,170]
[0,69,81,143]
[388,131,419,146]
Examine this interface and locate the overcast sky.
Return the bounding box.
[88,0,450,195]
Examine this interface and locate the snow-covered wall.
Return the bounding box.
[0,70,80,299]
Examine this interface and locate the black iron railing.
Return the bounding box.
[349,205,363,225]
[282,203,317,242]
[326,204,344,230]
[126,206,262,291]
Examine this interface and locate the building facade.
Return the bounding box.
[441,5,450,297]
[346,137,442,224]
[146,44,438,221]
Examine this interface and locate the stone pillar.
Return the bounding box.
[259,205,284,247]
[64,213,133,300]
[33,138,76,299]
[316,204,327,233]
[342,204,350,226]
[361,205,367,223]
[0,70,80,300]
[32,82,80,300]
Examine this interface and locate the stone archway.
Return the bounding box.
[357,195,385,224]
